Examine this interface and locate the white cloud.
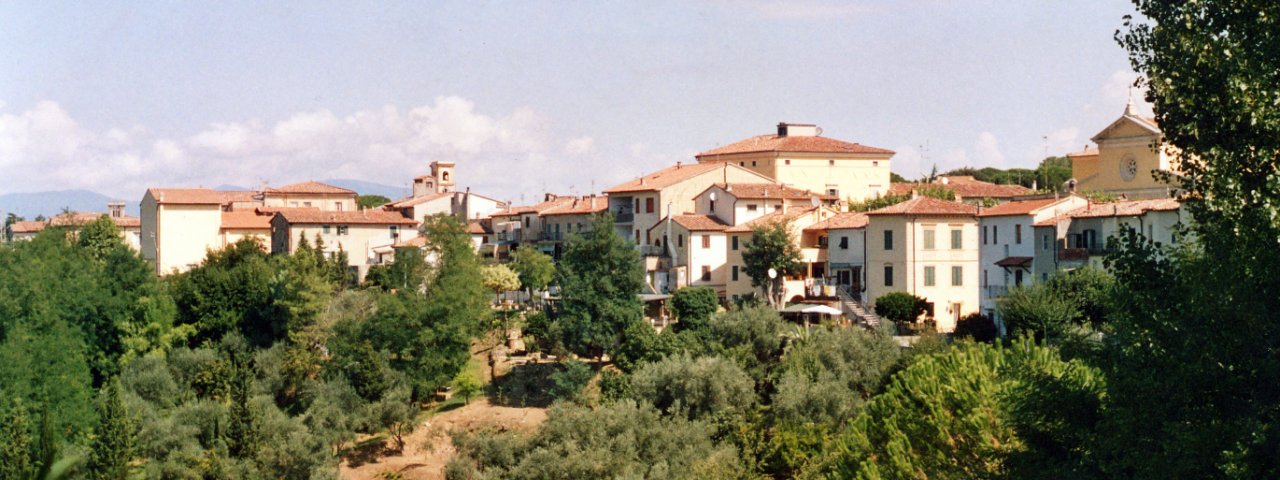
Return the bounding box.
[709,0,873,20]
[972,131,1005,167]
[564,136,594,155]
[0,97,594,202]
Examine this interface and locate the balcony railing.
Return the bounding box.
[1058,247,1089,261]
[637,245,666,257]
[615,212,634,223]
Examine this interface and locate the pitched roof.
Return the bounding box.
[865,196,978,216]
[498,195,576,216]
[604,162,740,194]
[275,209,418,226]
[9,220,45,233]
[264,181,356,195]
[148,188,257,205]
[709,183,837,201]
[386,192,451,209]
[467,220,493,235]
[220,211,273,230]
[887,176,1033,199]
[43,212,141,229]
[804,212,869,231]
[1067,147,1099,158]
[696,134,894,157]
[539,196,609,216]
[977,197,1073,217]
[662,214,731,232]
[1033,198,1181,226]
[725,206,824,233]
[393,236,427,248]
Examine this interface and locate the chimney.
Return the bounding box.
[676,161,682,169]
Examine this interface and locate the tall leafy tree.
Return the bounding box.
[553,213,644,358]
[1091,3,1280,477]
[509,247,555,300]
[87,381,133,480]
[742,220,803,308]
[169,238,277,346]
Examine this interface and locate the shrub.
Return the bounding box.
[953,313,998,342]
[670,287,720,332]
[547,359,593,402]
[629,354,755,421]
[873,292,928,325]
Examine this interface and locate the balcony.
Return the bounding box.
[637,245,666,257]
[985,285,1008,298]
[1058,248,1089,261]
[615,211,634,224]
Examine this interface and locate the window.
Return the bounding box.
[710,199,715,211]
[951,229,963,249]
[983,269,988,288]
[924,266,936,286]
[701,266,711,282]
[701,235,710,249]
[872,161,879,167]
[1147,224,1153,239]
[818,235,828,248]
[635,230,640,242]
[635,198,641,214]
[389,225,399,239]
[524,217,530,228]
[747,204,758,212]
[646,198,655,214]
[335,202,344,211]
[337,225,349,236]
[678,234,684,247]
[1043,234,1051,251]
[952,266,963,286]
[1015,224,1022,244]
[983,225,988,244]
[732,235,739,250]
[883,230,894,250]
[773,204,782,212]
[993,225,998,243]
[828,160,835,166]
[322,225,331,234]
[442,171,450,181]
[785,159,791,165]
[732,265,740,281]
[839,236,849,249]
[739,161,745,166]
[884,265,894,286]
[751,161,757,167]
[303,201,312,207]
[1014,269,1023,287]
[826,188,839,197]
[923,229,936,249]
[290,201,299,207]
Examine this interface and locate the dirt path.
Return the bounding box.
[339,397,547,480]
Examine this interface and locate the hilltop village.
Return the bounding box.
[5,101,1182,333]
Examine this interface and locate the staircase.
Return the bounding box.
[836,286,881,328]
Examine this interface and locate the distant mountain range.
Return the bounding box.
[0,179,408,219]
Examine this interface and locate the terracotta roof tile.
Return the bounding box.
[804,212,869,231]
[977,197,1073,217]
[725,206,823,232]
[9,220,45,233]
[386,192,451,209]
[1065,199,1180,219]
[865,196,978,216]
[659,214,731,232]
[540,196,609,216]
[467,220,493,235]
[887,177,1033,199]
[710,183,837,201]
[276,209,418,226]
[220,212,273,230]
[394,236,427,248]
[696,134,894,157]
[264,181,356,195]
[148,188,257,205]
[604,163,744,194]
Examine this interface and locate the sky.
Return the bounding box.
[0,0,1152,205]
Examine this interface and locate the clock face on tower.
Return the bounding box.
[1120,154,1138,182]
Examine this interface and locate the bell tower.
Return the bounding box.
[431,161,456,193]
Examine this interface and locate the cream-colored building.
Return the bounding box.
[386,161,509,222]
[262,181,358,211]
[722,206,841,302]
[1069,101,1180,199]
[976,195,1089,326]
[603,162,775,248]
[8,202,143,249]
[865,196,981,333]
[1031,198,1184,279]
[141,189,261,274]
[803,212,870,297]
[537,195,609,258]
[696,123,895,201]
[270,209,419,280]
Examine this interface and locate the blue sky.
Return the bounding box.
[0,1,1149,203]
